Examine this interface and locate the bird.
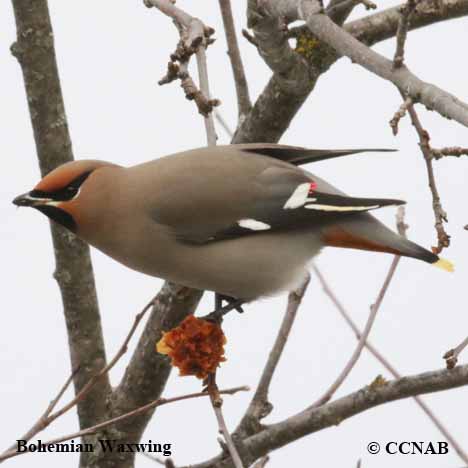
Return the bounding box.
[13,144,453,309]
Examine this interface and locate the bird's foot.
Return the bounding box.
[216,294,245,313]
[202,294,245,323]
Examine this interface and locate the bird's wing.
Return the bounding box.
[234,143,396,166]
[154,164,404,245]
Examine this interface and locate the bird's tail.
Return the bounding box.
[322,212,454,272]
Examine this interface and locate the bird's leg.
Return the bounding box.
[215,292,223,311]
[203,295,245,323]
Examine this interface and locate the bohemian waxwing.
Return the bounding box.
[13,144,452,302]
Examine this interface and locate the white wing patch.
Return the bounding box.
[283,182,384,213]
[283,183,311,209]
[238,219,271,231]
[304,204,379,212]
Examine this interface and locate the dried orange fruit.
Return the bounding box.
[156,315,226,379]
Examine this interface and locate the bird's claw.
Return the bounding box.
[203,295,245,323]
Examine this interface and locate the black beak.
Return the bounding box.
[13,192,44,207]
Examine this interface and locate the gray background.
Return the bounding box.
[1,1,467,467]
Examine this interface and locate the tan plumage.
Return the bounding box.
[13,144,452,301]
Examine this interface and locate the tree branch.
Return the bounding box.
[346,0,468,45]
[206,375,245,468]
[196,46,218,145]
[0,386,248,463]
[313,265,468,465]
[242,364,468,464]
[389,95,412,135]
[10,4,111,465]
[218,0,252,119]
[187,364,468,468]
[300,0,468,127]
[234,0,468,144]
[392,0,417,68]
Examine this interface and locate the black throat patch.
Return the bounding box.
[34,205,76,232]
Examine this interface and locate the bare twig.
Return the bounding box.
[206,374,245,468]
[177,62,220,119]
[0,386,249,462]
[393,0,417,68]
[218,0,252,118]
[310,251,401,406]
[214,110,235,139]
[147,0,219,131]
[238,276,310,435]
[444,336,468,369]
[404,98,450,253]
[49,296,156,421]
[196,47,218,145]
[2,367,78,455]
[310,208,406,408]
[160,48,219,119]
[389,96,412,135]
[432,146,468,160]
[313,267,468,465]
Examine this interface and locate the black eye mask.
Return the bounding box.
[29,170,92,202]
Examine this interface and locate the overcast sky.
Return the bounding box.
[1,1,468,467]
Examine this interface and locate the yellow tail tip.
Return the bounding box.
[434,258,454,272]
